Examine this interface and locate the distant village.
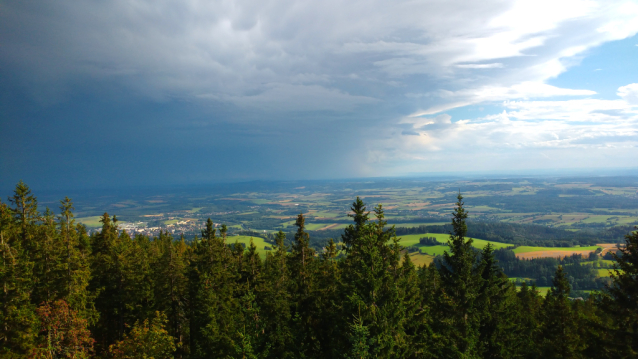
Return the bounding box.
[86,210,243,237]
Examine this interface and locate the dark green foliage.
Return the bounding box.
[419,237,439,246]
[0,197,38,356]
[3,182,638,358]
[288,213,317,357]
[597,227,638,357]
[476,244,518,358]
[539,266,582,358]
[435,192,482,357]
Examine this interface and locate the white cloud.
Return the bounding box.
[618,83,638,106]
[410,83,597,117]
[384,83,638,174]
[456,63,504,69]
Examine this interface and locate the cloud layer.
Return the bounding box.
[1,0,638,187]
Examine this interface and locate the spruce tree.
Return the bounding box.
[153,232,189,356]
[476,244,517,358]
[435,192,481,358]
[340,200,405,357]
[0,198,38,355]
[259,230,293,358]
[315,238,343,358]
[597,227,638,356]
[398,252,429,357]
[188,220,239,358]
[540,265,582,358]
[514,282,542,358]
[288,213,317,357]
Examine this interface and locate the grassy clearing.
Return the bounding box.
[164,219,179,225]
[228,235,271,258]
[407,252,435,267]
[399,233,513,249]
[76,216,104,228]
[398,233,513,256]
[534,286,551,297]
[305,223,329,231]
[596,268,615,277]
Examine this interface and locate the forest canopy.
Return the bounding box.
[1,181,637,358]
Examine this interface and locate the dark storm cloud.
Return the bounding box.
[1,0,638,190]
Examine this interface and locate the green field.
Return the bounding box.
[596,268,616,277]
[512,245,601,254]
[305,223,329,230]
[76,216,104,228]
[397,233,513,256]
[582,259,615,266]
[399,233,513,249]
[228,235,271,258]
[392,222,447,228]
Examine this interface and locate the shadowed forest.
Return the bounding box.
[1,181,638,358]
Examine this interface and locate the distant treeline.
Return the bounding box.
[395,221,630,247]
[2,182,638,358]
[491,249,610,290]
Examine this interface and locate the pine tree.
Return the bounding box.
[476,244,517,358]
[288,213,317,357]
[597,226,638,356]
[340,200,405,357]
[435,192,481,358]
[31,207,63,306]
[90,213,147,353]
[418,262,441,353]
[539,265,582,358]
[9,180,39,249]
[315,238,343,358]
[56,198,92,318]
[259,230,293,358]
[514,282,542,358]
[188,220,240,358]
[153,232,189,356]
[398,252,429,357]
[0,198,38,355]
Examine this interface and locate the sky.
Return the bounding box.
[2,0,638,190]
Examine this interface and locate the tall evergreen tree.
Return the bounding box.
[340,199,406,357]
[539,265,582,358]
[153,232,189,356]
[259,230,293,358]
[435,192,482,358]
[315,238,343,358]
[188,219,240,358]
[476,244,517,358]
[597,226,638,356]
[514,282,542,358]
[288,213,317,357]
[56,198,92,318]
[398,252,429,357]
[0,197,38,356]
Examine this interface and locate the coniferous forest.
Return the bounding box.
[2,181,638,358]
